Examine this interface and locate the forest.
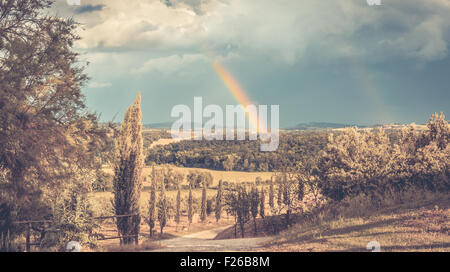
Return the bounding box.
[145,131,329,172]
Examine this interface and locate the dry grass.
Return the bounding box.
[260,191,450,252]
[88,186,237,250]
[103,166,273,187]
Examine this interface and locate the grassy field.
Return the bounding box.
[258,192,450,252]
[103,165,273,187]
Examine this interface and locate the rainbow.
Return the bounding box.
[212,61,262,132]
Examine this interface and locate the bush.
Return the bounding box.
[206,198,214,216]
[317,114,449,201]
[92,171,113,192]
[41,192,98,252]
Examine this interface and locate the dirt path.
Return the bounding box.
[149,225,271,252]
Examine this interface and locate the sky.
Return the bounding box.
[52,0,450,127]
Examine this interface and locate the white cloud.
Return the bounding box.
[54,0,450,65]
[131,54,207,75]
[88,81,112,88]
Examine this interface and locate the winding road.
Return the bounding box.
[149,226,271,252]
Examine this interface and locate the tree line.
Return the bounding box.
[145,131,328,172]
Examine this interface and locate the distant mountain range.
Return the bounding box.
[144,122,173,129]
[144,122,204,129]
[144,121,368,130]
[286,122,368,130]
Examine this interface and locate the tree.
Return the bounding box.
[224,187,239,238]
[200,179,207,223]
[259,189,265,219]
[157,179,168,235]
[225,185,250,238]
[277,177,283,207]
[281,172,297,227]
[187,172,197,188]
[222,154,236,171]
[316,115,449,202]
[175,182,181,229]
[250,185,260,234]
[268,178,275,210]
[113,94,144,245]
[215,180,223,222]
[148,168,157,237]
[0,0,108,250]
[206,198,214,216]
[236,187,250,238]
[317,127,394,201]
[188,185,193,225]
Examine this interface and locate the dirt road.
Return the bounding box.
[149,226,271,252]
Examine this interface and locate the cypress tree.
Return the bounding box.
[200,179,207,223]
[157,179,168,235]
[215,180,223,222]
[175,182,181,229]
[237,186,250,238]
[188,185,193,224]
[148,168,157,237]
[113,94,144,245]
[277,177,283,207]
[259,189,265,219]
[269,178,274,209]
[250,186,259,234]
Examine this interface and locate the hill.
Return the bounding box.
[287,122,367,130]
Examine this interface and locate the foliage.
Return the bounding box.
[206,198,214,216]
[200,180,207,222]
[92,171,114,192]
[250,186,260,234]
[41,189,97,251]
[112,94,144,245]
[317,113,449,201]
[0,0,109,250]
[225,186,250,238]
[147,167,157,237]
[157,178,169,234]
[146,131,328,172]
[259,189,265,219]
[268,179,274,209]
[175,183,181,226]
[188,185,193,224]
[187,171,213,188]
[215,180,223,222]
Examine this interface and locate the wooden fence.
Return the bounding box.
[12,214,139,252]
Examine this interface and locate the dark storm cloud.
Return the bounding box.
[75,4,105,14]
[162,0,211,15]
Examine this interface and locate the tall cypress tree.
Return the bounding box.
[269,178,274,210]
[113,94,144,245]
[200,179,207,223]
[188,184,193,224]
[215,180,223,222]
[148,167,157,237]
[277,177,283,207]
[259,189,265,219]
[175,182,181,229]
[250,186,259,234]
[157,178,168,235]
